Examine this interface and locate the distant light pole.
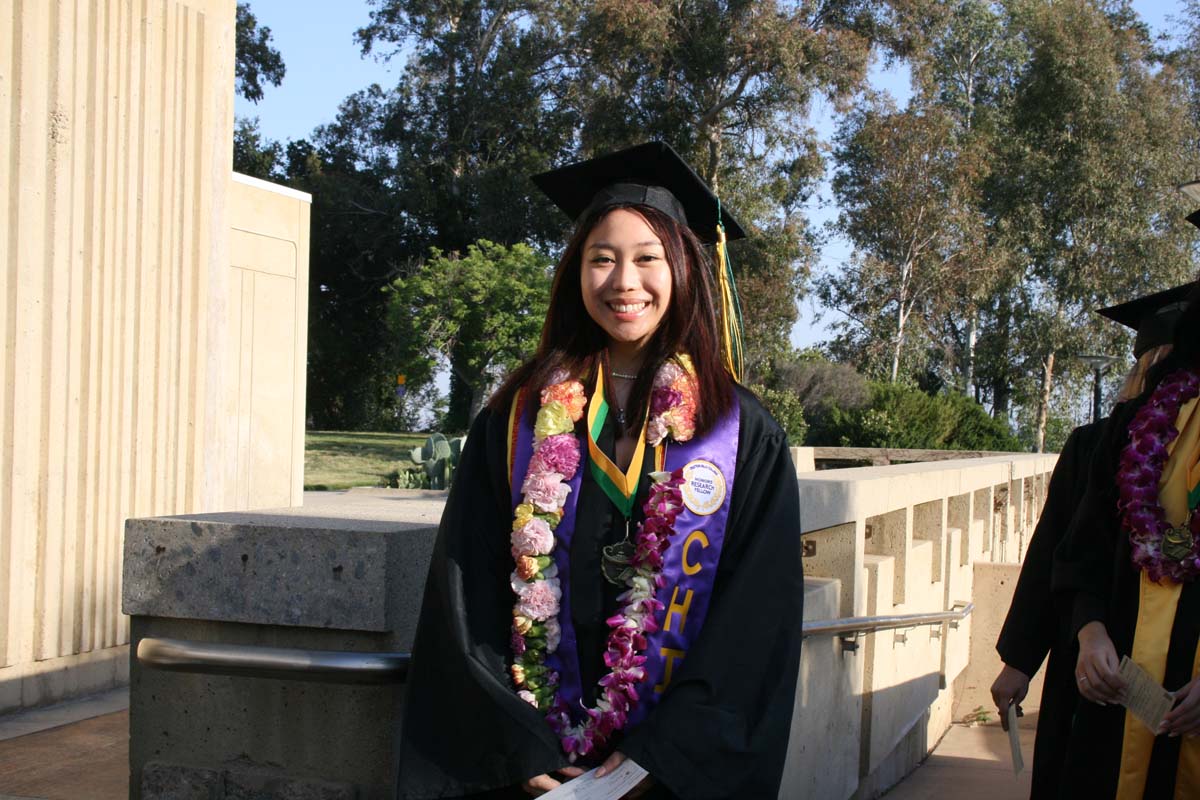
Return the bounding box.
[1079,354,1120,423]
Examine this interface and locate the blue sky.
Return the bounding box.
[236,0,1185,351]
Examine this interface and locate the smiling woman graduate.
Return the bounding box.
[395,142,804,800]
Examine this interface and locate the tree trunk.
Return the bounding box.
[991,294,1011,419]
[1035,351,1056,453]
[965,306,978,397]
[705,128,722,194]
[891,303,908,383]
[446,369,472,433]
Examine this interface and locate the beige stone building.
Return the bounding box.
[1,0,309,713]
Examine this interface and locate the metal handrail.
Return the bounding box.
[136,637,410,684]
[138,603,973,680]
[801,602,974,639]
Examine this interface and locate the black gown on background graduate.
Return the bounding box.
[1052,394,1200,798]
[396,385,804,800]
[995,420,1103,798]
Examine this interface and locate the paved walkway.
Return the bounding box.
[0,692,1033,800]
[883,717,1036,799]
[0,690,129,800]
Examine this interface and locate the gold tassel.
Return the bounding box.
[715,223,745,381]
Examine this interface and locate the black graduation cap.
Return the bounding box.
[1177,181,1200,229]
[531,141,746,245]
[1097,281,1197,356]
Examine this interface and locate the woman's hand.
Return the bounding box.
[990,664,1030,731]
[521,766,585,796]
[1162,678,1200,737]
[1076,621,1126,705]
[595,751,654,799]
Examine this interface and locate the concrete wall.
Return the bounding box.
[121,452,1056,799]
[1,0,310,714]
[228,173,311,510]
[0,0,236,712]
[123,495,444,800]
[793,452,1058,799]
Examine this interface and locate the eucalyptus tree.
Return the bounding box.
[906,0,1024,400]
[821,97,987,383]
[990,0,1195,449]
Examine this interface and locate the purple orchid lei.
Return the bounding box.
[509,359,696,762]
[1117,368,1200,583]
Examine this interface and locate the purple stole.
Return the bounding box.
[509,394,741,728]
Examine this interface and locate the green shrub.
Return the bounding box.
[819,382,1020,451]
[750,385,809,445]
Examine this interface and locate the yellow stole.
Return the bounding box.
[1117,397,1200,799]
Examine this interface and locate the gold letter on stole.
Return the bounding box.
[664,585,694,633]
[655,647,686,694]
[682,531,709,576]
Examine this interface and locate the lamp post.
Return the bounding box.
[1079,354,1120,423]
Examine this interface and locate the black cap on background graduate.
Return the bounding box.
[1097,281,1198,356]
[533,141,747,378]
[531,141,746,245]
[1177,180,1200,229]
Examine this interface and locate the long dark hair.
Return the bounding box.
[490,204,735,435]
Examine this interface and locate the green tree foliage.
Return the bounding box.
[356,0,580,428]
[821,0,1198,449]
[986,0,1196,449]
[749,385,808,445]
[232,117,285,180]
[235,3,286,103]
[820,381,1021,450]
[820,97,988,382]
[389,241,554,428]
[295,89,424,430]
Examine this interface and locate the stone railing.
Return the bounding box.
[785,451,1058,799]
[120,453,1056,800]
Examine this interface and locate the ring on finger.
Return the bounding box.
[1077,675,1089,684]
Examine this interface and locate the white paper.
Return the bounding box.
[1006,703,1024,775]
[538,759,650,800]
[1118,655,1176,733]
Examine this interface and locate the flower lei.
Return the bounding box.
[1117,368,1200,583]
[509,357,699,761]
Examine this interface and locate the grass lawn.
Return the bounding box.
[305,430,430,491]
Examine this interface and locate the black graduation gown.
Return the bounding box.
[396,385,805,800]
[995,421,1103,799]
[1052,401,1200,798]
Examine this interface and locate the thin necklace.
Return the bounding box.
[611,370,639,380]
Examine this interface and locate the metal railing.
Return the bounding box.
[136,637,410,684]
[801,602,974,650]
[138,603,973,681]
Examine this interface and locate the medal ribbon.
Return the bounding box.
[586,370,648,519]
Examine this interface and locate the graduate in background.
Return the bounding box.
[1051,277,1200,798]
[991,281,1192,798]
[395,142,804,799]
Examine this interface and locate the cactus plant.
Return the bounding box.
[404,432,466,489]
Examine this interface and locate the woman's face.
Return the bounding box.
[580,209,673,357]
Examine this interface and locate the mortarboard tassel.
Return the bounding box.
[714,205,745,381]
